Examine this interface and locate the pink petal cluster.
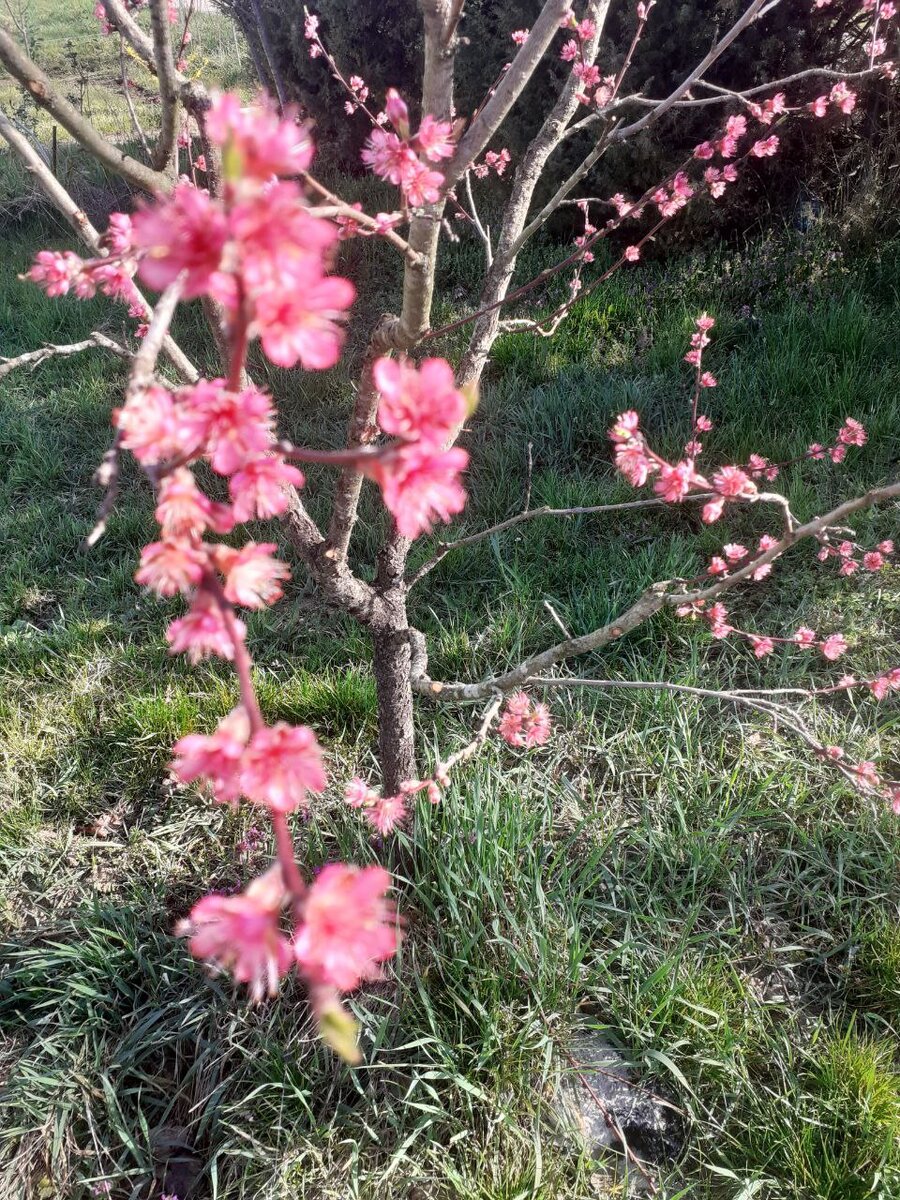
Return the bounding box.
[374,356,467,446]
[293,865,398,991]
[179,867,293,1003]
[498,692,552,747]
[362,89,454,207]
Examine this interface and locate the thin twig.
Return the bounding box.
[407,495,715,588]
[0,333,131,381]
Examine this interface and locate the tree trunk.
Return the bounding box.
[372,618,417,795]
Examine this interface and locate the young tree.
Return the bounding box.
[0,0,897,1058]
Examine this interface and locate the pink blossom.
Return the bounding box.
[179,381,274,476]
[167,591,244,663]
[880,1,896,15]
[576,17,597,38]
[708,556,728,575]
[724,543,748,563]
[758,535,779,553]
[694,141,715,160]
[366,793,407,835]
[345,778,376,808]
[747,453,778,481]
[370,444,468,539]
[863,551,885,571]
[179,866,292,1002]
[829,444,848,464]
[415,115,456,162]
[695,415,713,432]
[524,702,552,746]
[751,635,775,658]
[712,466,757,498]
[608,410,640,442]
[385,88,411,138]
[750,136,779,157]
[707,602,732,638]
[808,442,826,460]
[855,761,880,786]
[654,461,700,502]
[829,81,857,114]
[171,706,250,805]
[401,157,445,207]
[837,417,867,447]
[240,722,326,813]
[374,356,466,447]
[793,626,817,647]
[511,28,530,44]
[702,495,725,523]
[361,128,411,184]
[879,540,895,555]
[208,92,314,181]
[294,864,398,991]
[699,371,717,388]
[156,469,235,538]
[615,444,652,486]
[821,633,848,661]
[560,38,579,61]
[624,245,641,262]
[839,558,859,576]
[132,184,229,298]
[135,539,208,597]
[102,212,133,255]
[114,385,186,466]
[809,95,829,117]
[229,455,305,522]
[573,63,602,89]
[220,542,290,609]
[24,249,83,297]
[253,269,356,370]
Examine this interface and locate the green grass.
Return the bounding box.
[1,195,900,1200]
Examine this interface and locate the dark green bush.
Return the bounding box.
[218,0,898,239]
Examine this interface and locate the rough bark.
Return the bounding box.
[372,621,417,795]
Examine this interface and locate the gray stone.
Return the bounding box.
[547,1033,685,1185]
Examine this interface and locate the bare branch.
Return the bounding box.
[149,0,179,171]
[414,480,900,702]
[120,35,151,158]
[444,0,572,190]
[612,0,774,141]
[0,109,199,383]
[248,0,288,110]
[525,675,889,804]
[407,494,715,588]
[0,26,169,193]
[0,333,131,380]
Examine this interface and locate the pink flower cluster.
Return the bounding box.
[130,92,355,372]
[473,148,512,179]
[362,89,454,208]
[498,692,552,747]
[816,537,893,577]
[809,81,858,116]
[367,356,469,539]
[180,861,398,1000]
[610,317,873,528]
[24,216,141,314]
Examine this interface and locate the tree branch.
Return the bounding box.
[407,494,714,588]
[0,26,169,193]
[149,0,179,172]
[0,333,131,380]
[0,109,199,383]
[444,0,572,190]
[414,480,900,702]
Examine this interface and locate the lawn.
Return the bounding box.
[1,30,900,1192]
